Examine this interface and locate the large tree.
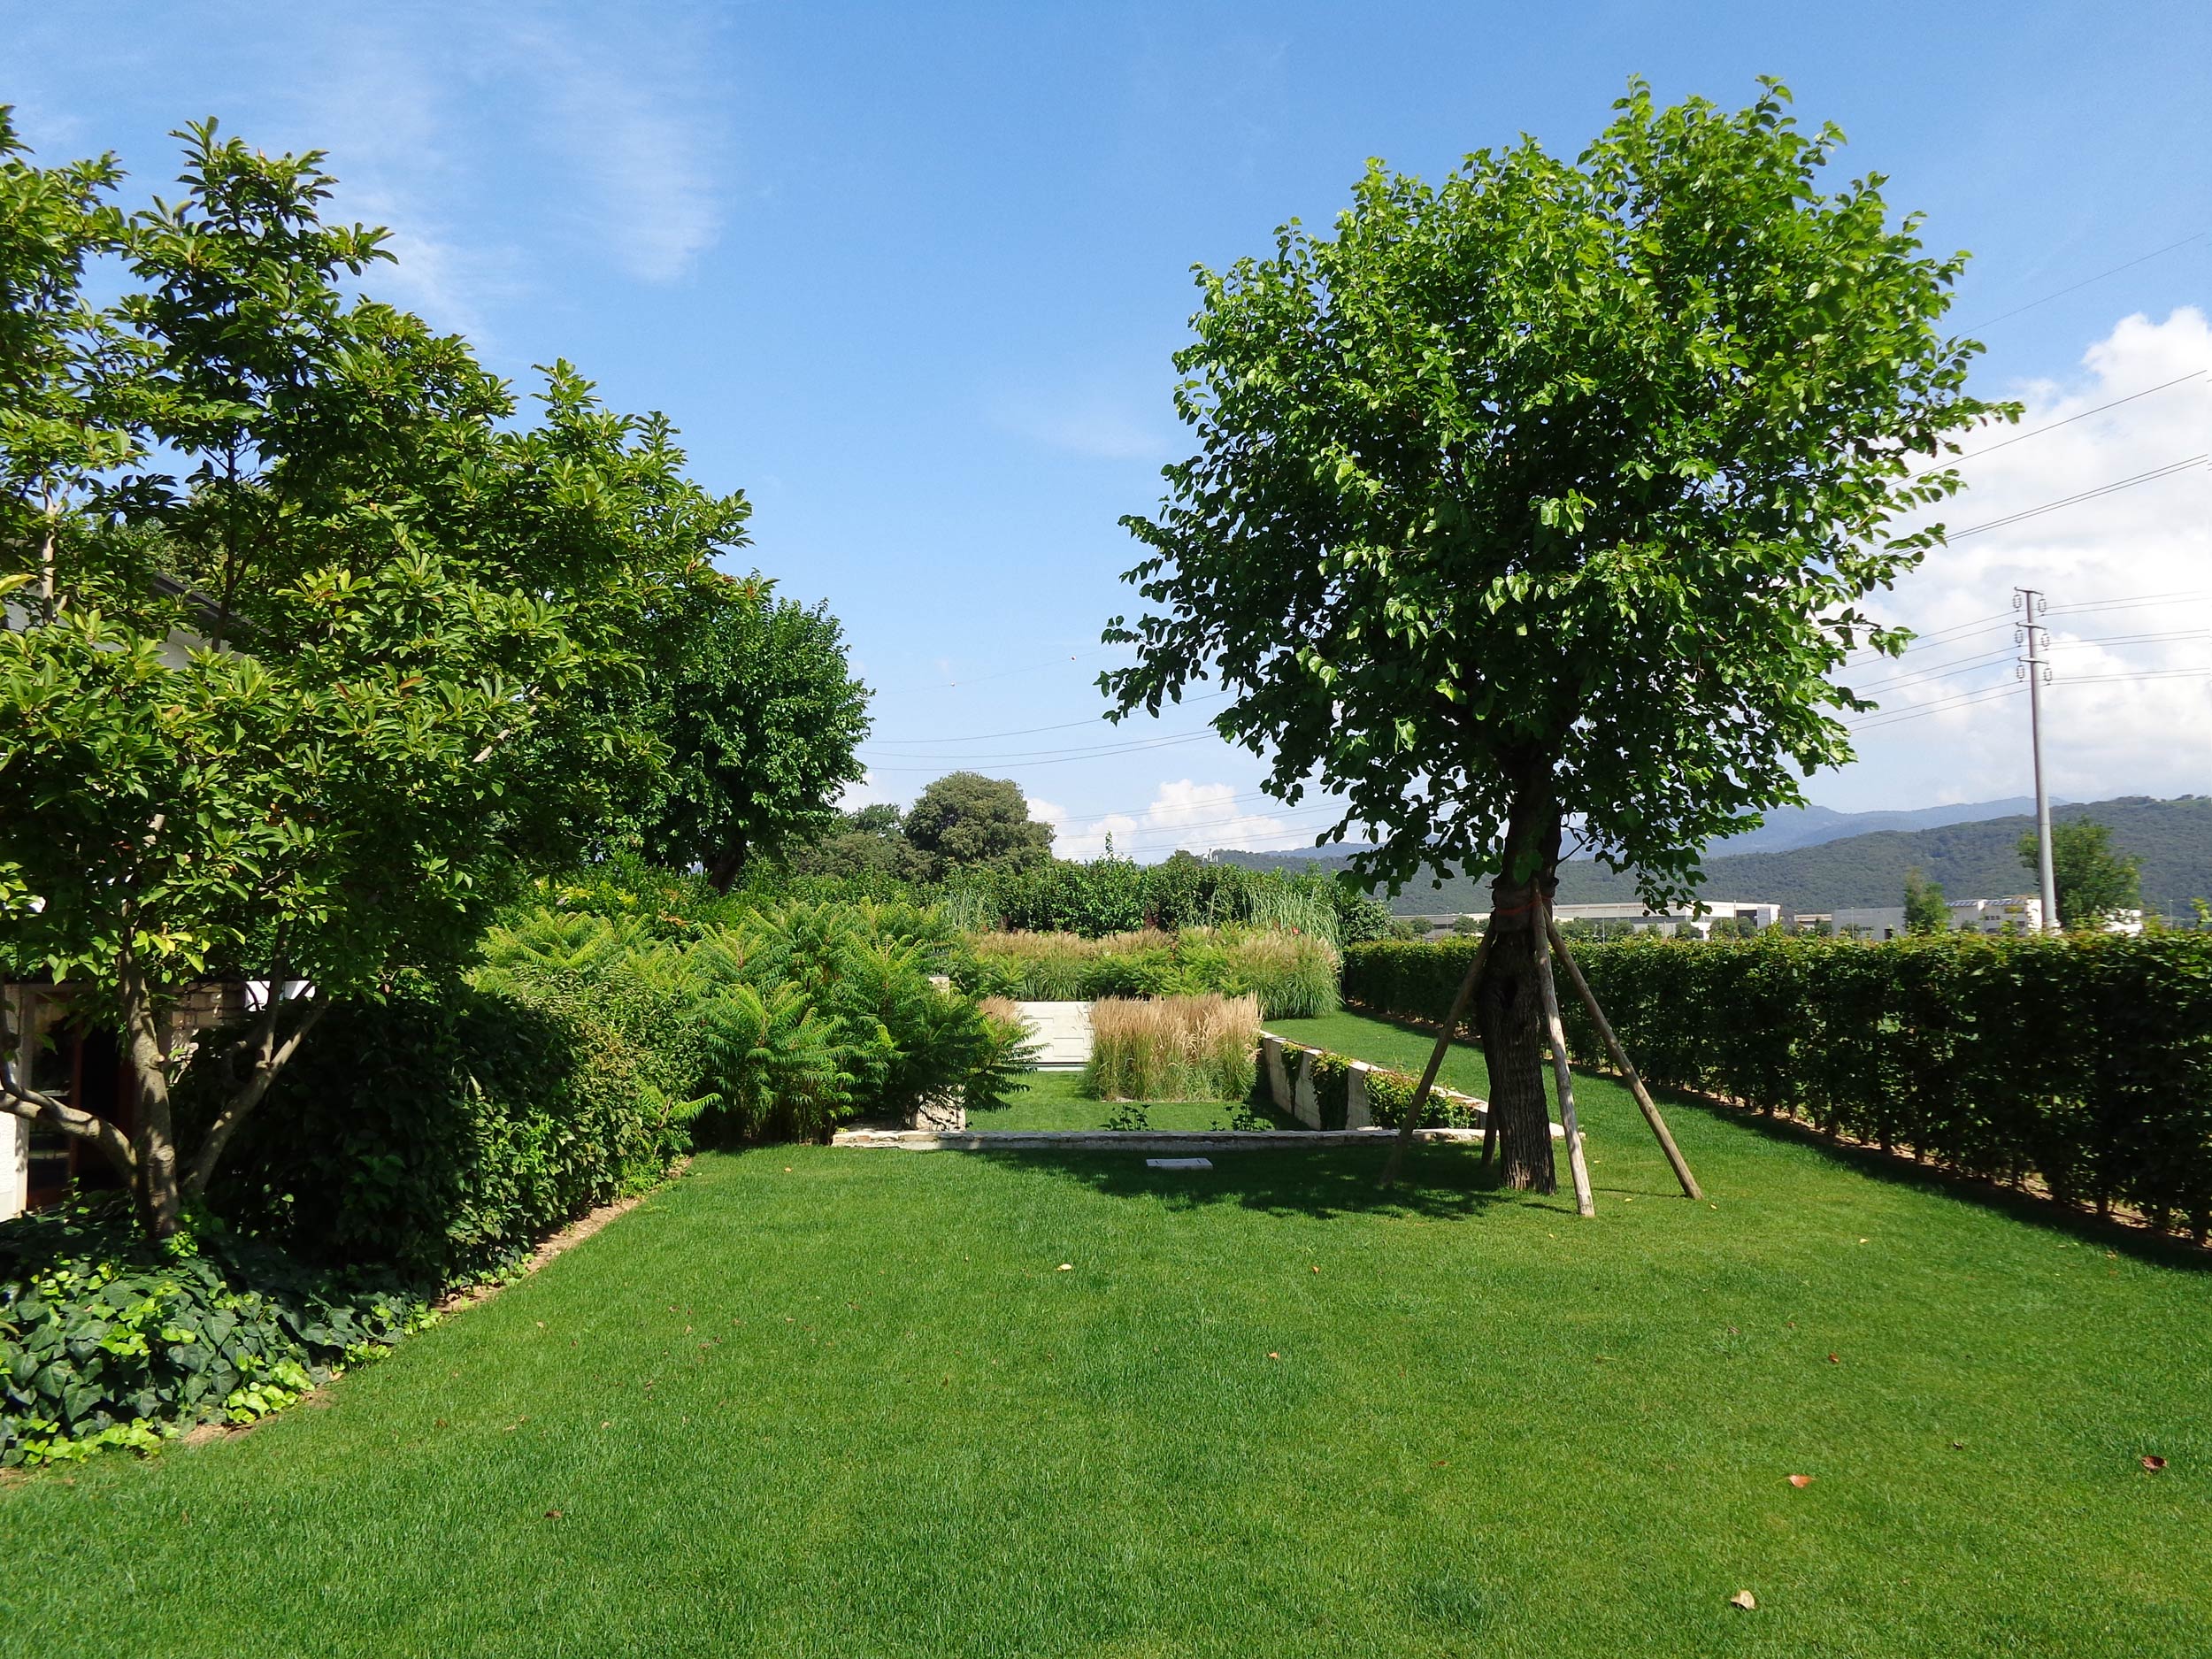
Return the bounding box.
[635,572,872,891]
[0,117,741,1235]
[902,772,1053,880]
[2023,818,2142,930]
[1103,81,2008,1189]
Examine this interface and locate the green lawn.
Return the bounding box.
[5,1014,2208,1656]
[967,1067,1282,1132]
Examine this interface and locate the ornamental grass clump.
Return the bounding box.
[1085,993,1260,1102]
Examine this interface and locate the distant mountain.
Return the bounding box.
[1705,797,2052,856]
[1215,797,2053,867]
[1217,796,2212,918]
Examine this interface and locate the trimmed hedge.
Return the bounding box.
[204,985,684,1286]
[1342,933,2212,1237]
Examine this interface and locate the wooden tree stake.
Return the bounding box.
[1378,931,1492,1189]
[1532,901,1596,1218]
[1545,915,1704,1201]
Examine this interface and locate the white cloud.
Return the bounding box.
[1031,780,1321,863]
[505,19,726,285]
[1824,309,2212,811]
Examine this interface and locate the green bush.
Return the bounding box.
[479,895,1019,1143]
[1275,1044,1483,1130]
[1343,932,2212,1237]
[0,1199,426,1466]
[204,982,686,1286]
[959,926,1340,1019]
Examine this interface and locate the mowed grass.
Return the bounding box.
[4,1017,2208,1657]
[968,1066,1281,1132]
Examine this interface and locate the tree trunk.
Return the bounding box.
[117,961,183,1238]
[706,832,749,895]
[1476,771,1561,1194]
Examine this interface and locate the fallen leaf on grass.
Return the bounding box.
[1267,1352,1281,1361]
[544,1509,564,1520]
[2142,1455,2168,1472]
[1787,1474,1814,1488]
[1827,1354,1840,1364]
[1310,1265,1320,1273]
[1729,1591,1757,1611]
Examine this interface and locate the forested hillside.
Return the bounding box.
[1220,796,2212,917]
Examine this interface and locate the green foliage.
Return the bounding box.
[1103,79,2006,910]
[2024,818,2144,929]
[1344,933,2212,1236]
[0,116,745,1233]
[959,926,1340,1020]
[902,772,1053,879]
[0,1197,426,1465]
[1267,1041,1483,1131]
[786,803,928,884]
[1903,867,1948,934]
[202,982,687,1286]
[477,891,1018,1143]
[633,573,871,890]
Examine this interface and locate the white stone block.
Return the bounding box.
[1345,1062,1372,1129]
[1292,1051,1321,1128]
[1262,1034,1292,1112]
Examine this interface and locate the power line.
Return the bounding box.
[1848,626,2212,696]
[1946,455,2207,540]
[1847,680,2023,731]
[1915,370,2208,476]
[1962,229,2210,331]
[2047,588,2212,617]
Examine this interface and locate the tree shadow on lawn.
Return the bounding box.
[1646,1079,2212,1274]
[973,1141,1568,1226]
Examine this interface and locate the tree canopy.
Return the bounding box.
[2024,818,2142,929]
[0,114,743,1233]
[902,772,1054,880]
[633,572,871,891]
[1102,81,2008,1187]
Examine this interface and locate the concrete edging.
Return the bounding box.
[832,1127,1493,1153]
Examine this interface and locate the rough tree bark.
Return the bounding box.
[1474,768,1561,1194]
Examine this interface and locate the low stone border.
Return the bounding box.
[832,1127,1490,1152]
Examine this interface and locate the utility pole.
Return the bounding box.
[2015,588,2058,932]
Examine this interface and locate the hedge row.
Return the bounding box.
[1341,933,2212,1238]
[204,983,685,1286]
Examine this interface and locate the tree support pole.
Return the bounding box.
[1532,901,1596,1217]
[1545,915,1703,1201]
[1378,931,1492,1189]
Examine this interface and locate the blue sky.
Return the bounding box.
[10,1,2209,857]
